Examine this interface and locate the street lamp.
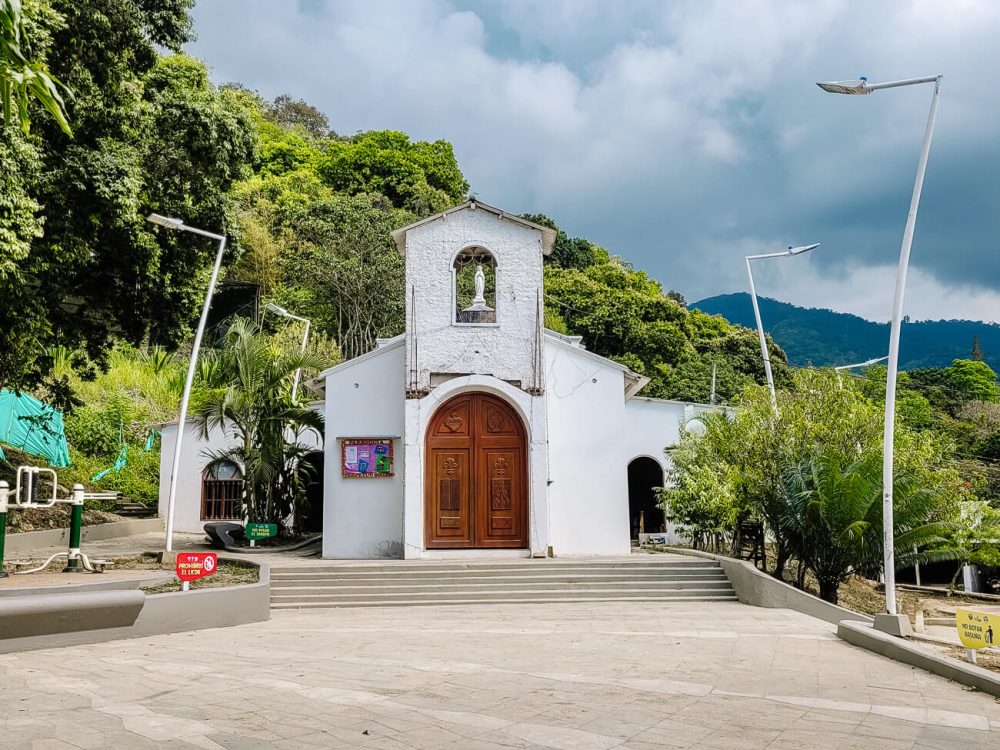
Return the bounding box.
[147,213,227,553]
[834,355,889,388]
[745,243,821,409]
[818,74,942,632]
[263,303,311,402]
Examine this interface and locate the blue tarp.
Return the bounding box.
[0,390,72,467]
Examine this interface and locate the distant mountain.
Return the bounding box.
[692,293,1000,371]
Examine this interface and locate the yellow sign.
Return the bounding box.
[956,607,999,650]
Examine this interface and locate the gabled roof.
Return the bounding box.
[315,334,404,381]
[390,198,557,255]
[542,329,651,400]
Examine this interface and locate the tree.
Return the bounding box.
[1,0,71,135]
[972,335,984,362]
[666,368,969,595]
[0,1,258,400]
[193,319,329,531]
[265,93,330,138]
[279,194,409,360]
[780,451,959,603]
[521,213,598,270]
[318,130,468,216]
[543,252,790,402]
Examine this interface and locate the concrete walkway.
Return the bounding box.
[2,600,999,749]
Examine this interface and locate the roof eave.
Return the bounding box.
[391,199,557,255]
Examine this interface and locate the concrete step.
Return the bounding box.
[270,569,726,583]
[271,585,734,602]
[267,557,735,609]
[270,560,716,575]
[271,579,733,595]
[271,594,739,609]
[271,571,729,589]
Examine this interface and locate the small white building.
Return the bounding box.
[159,200,722,558]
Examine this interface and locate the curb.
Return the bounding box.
[838,619,1000,698]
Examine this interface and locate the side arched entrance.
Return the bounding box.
[425,393,528,549]
[628,456,665,540]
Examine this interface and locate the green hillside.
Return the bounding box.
[693,293,1000,370]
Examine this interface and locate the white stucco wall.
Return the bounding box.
[158,406,324,536]
[623,398,728,469]
[322,341,406,558]
[402,375,548,559]
[403,206,545,392]
[543,336,632,556]
[623,397,728,545]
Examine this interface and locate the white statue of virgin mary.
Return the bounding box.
[465,264,493,312]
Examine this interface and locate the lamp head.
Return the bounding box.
[788,242,821,255]
[265,302,290,316]
[817,77,869,95]
[146,213,184,230]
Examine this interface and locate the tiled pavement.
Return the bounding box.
[1,600,999,749]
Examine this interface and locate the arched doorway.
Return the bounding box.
[628,457,665,540]
[299,451,324,533]
[425,393,528,549]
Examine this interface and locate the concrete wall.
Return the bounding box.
[671,548,873,626]
[159,408,323,535]
[323,341,406,558]
[4,517,163,555]
[544,337,631,556]
[0,562,270,654]
[404,206,544,393]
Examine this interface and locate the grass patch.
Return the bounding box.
[141,560,259,594]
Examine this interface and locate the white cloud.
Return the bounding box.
[188,0,1000,323]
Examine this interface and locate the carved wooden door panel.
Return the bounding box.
[426,393,527,549]
[425,395,474,547]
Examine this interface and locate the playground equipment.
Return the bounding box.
[0,466,108,578]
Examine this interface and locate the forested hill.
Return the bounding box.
[693,293,1000,370]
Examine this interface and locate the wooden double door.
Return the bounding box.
[425,393,528,549]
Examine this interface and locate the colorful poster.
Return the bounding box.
[341,438,394,478]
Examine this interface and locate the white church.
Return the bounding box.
[158,200,721,558]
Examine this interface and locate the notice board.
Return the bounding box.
[341,438,394,478]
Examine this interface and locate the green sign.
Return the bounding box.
[246,523,278,540]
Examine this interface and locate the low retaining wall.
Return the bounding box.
[669,547,873,626]
[5,517,164,555]
[839,620,1000,698]
[0,573,175,598]
[0,590,145,640]
[0,560,269,653]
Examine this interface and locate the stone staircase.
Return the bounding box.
[269,557,736,609]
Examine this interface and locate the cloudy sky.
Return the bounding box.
[188,0,1000,323]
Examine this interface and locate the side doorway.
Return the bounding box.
[628,456,665,541]
[299,451,324,533]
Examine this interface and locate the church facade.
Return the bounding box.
[158,200,720,558]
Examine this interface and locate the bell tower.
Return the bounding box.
[391,200,556,397]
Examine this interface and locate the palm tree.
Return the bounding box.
[780,451,960,604]
[193,318,328,533]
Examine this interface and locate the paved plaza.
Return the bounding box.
[1,601,999,749]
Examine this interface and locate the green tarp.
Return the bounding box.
[0,390,72,467]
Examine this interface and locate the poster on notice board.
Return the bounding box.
[341,438,394,478]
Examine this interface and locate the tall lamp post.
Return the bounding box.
[263,303,311,402]
[147,213,227,553]
[817,74,942,631]
[745,243,821,410]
